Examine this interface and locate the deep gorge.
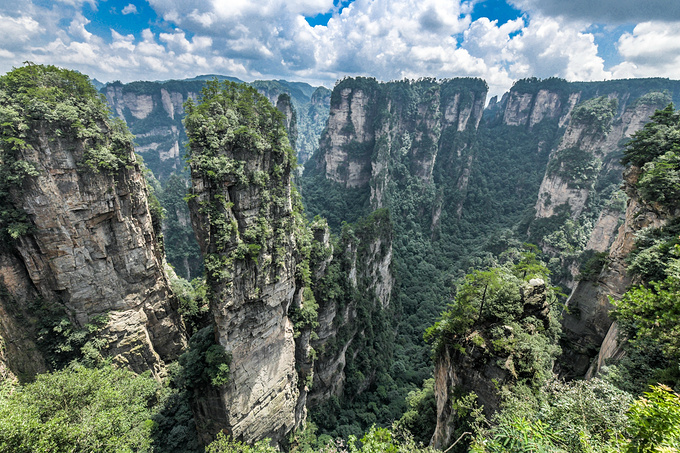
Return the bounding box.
[0,64,678,452]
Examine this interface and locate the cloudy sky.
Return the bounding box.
[1,0,679,97]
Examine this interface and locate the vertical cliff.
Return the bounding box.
[314,78,486,203]
[297,87,331,166]
[103,78,328,182]
[276,93,298,152]
[103,80,204,180]
[429,270,560,450]
[0,65,186,379]
[308,209,394,406]
[528,87,676,286]
[185,80,319,444]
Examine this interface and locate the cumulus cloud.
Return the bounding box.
[505,16,610,81]
[1,0,679,99]
[0,14,43,45]
[122,4,139,15]
[68,13,93,41]
[611,22,680,78]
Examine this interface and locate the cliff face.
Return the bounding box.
[297,87,332,166]
[276,94,298,151]
[185,82,315,444]
[0,66,186,380]
[560,167,668,377]
[308,209,394,405]
[103,79,329,178]
[430,278,556,449]
[535,96,664,221]
[103,81,203,180]
[317,78,487,205]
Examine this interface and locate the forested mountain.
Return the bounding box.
[0,64,678,453]
[100,76,331,281]
[299,75,680,447]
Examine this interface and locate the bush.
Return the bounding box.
[0,363,158,453]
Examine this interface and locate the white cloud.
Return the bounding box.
[504,16,610,82]
[68,13,93,41]
[122,4,139,15]
[0,14,43,45]
[111,30,135,51]
[611,22,680,78]
[159,30,212,53]
[2,0,680,100]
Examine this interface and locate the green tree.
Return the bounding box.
[621,385,680,453]
[0,363,158,453]
[612,248,680,362]
[205,432,278,453]
[622,104,680,168]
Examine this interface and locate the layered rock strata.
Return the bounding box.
[185,82,309,444]
[0,67,186,379]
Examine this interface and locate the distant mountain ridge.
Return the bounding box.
[100,75,331,180]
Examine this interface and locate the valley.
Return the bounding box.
[0,64,678,452]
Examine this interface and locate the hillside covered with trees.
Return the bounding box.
[0,65,678,453]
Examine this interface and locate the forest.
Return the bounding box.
[0,65,678,452]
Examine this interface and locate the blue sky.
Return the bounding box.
[1,0,680,97]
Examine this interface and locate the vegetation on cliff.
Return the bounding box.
[0,64,134,242]
[609,103,680,392]
[3,65,680,453]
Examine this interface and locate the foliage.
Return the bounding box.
[637,150,680,207]
[0,64,134,242]
[205,432,278,453]
[0,363,159,453]
[168,271,209,335]
[613,246,680,362]
[570,96,618,135]
[622,104,680,168]
[577,250,609,281]
[347,425,438,453]
[471,415,567,453]
[626,219,680,282]
[424,252,559,360]
[175,326,231,389]
[184,79,295,170]
[32,299,109,370]
[395,378,437,445]
[150,380,201,453]
[621,384,680,452]
[547,147,602,189]
[536,378,633,453]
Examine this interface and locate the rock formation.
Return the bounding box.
[185,80,313,444]
[0,65,186,380]
[308,209,394,405]
[430,277,557,449]
[561,166,669,378]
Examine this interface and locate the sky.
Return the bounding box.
[1,0,680,98]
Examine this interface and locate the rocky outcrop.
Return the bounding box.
[103,81,202,179]
[308,209,394,405]
[431,278,554,449]
[296,87,332,166]
[535,95,664,220]
[0,68,186,380]
[560,167,667,378]
[315,78,487,212]
[185,82,315,445]
[104,79,330,178]
[276,94,298,152]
